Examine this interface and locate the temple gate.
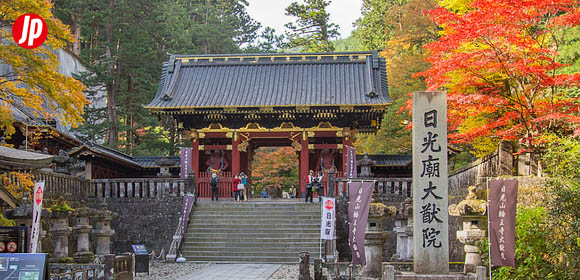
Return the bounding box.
[146,51,390,197]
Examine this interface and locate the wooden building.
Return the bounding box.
[146,51,391,197]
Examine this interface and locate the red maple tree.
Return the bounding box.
[416,0,580,148]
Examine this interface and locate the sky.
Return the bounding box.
[245,0,363,39]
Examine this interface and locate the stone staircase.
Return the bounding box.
[181,201,322,263]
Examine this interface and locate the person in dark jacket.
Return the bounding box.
[210,173,219,201]
[305,170,315,203]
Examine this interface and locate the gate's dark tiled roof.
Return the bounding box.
[146,51,390,111]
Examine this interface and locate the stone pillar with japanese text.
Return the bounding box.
[412,91,449,274]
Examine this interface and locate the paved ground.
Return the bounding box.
[177,264,281,280]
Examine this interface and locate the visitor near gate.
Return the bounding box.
[313,172,324,202]
[289,185,297,199]
[210,173,219,201]
[305,170,315,203]
[233,175,242,203]
[261,188,268,198]
[240,172,249,201]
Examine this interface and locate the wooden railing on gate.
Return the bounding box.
[197,171,233,198]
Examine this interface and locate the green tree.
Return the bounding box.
[54,0,261,155]
[284,0,340,52]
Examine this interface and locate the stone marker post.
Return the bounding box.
[299,251,311,280]
[50,211,73,262]
[412,91,449,273]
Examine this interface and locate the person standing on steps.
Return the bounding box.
[305,170,315,203]
[313,171,324,202]
[240,172,249,201]
[210,173,219,201]
[233,174,242,203]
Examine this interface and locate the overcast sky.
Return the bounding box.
[245,0,363,39]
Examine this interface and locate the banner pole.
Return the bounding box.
[320,198,323,261]
[487,179,492,280]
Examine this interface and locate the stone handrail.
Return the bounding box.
[91,178,190,198]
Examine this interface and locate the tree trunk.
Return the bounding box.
[106,0,118,147]
[71,13,81,56]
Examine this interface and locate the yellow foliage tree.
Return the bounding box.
[0,0,87,138]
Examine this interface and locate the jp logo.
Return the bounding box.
[12,14,48,49]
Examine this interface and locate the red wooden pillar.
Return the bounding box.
[191,136,200,177]
[299,134,309,196]
[232,133,240,176]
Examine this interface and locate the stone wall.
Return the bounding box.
[96,197,182,255]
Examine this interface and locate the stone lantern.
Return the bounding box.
[448,186,488,273]
[357,153,375,178]
[392,198,413,261]
[49,207,73,262]
[156,157,176,178]
[53,150,73,175]
[92,203,116,256]
[363,202,396,278]
[73,207,95,263]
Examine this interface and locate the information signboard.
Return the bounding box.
[131,244,149,275]
[0,227,28,253]
[0,253,49,280]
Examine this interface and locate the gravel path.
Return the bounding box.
[135,261,212,280]
[267,264,314,280]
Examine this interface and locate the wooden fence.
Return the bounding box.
[91,178,190,198]
[2,170,90,200]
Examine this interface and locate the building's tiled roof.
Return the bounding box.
[0,146,54,170]
[357,154,412,167]
[133,156,180,168]
[70,143,142,169]
[146,51,390,110]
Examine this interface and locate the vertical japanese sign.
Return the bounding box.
[345,146,358,179]
[321,197,336,240]
[179,195,195,236]
[29,181,45,253]
[348,181,374,265]
[412,91,449,273]
[180,147,192,179]
[489,179,518,267]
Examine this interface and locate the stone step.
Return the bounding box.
[185,232,320,241]
[191,210,321,216]
[185,237,321,243]
[190,216,322,222]
[180,250,319,258]
[181,246,320,253]
[187,224,320,230]
[180,255,319,264]
[182,241,320,248]
[185,227,320,234]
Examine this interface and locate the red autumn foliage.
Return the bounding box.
[414,0,580,147]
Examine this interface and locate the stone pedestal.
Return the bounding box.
[393,218,414,261]
[93,207,115,256]
[449,186,488,273]
[392,198,413,261]
[73,209,94,263]
[363,203,395,278]
[50,214,73,262]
